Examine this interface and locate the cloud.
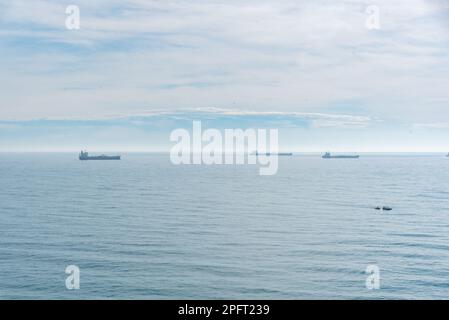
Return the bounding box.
[22,106,370,131]
[0,0,448,128]
[180,107,372,128]
[0,107,370,128]
[4,109,449,153]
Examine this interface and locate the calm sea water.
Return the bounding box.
[1,153,449,299]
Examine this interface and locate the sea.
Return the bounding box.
[1,153,449,299]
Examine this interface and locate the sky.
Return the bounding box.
[1,0,449,152]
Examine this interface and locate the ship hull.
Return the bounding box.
[79,156,121,160]
[322,155,359,159]
[255,152,293,156]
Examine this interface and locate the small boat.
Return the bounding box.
[79,151,121,161]
[322,152,359,159]
[374,206,393,211]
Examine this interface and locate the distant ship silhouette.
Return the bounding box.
[322,152,359,159]
[79,151,121,160]
[254,151,293,156]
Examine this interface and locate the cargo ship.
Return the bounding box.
[254,151,293,156]
[322,152,359,159]
[79,151,121,160]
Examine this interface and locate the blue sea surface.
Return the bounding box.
[1,153,449,299]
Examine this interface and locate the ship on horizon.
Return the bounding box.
[79,151,121,161]
[254,151,293,156]
[322,152,359,159]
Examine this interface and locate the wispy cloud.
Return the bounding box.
[0,107,371,127]
[176,107,372,128]
[1,0,449,122]
[1,0,449,151]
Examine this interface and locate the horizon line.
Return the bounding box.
[0,150,448,154]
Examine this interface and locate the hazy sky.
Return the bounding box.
[1,0,449,151]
